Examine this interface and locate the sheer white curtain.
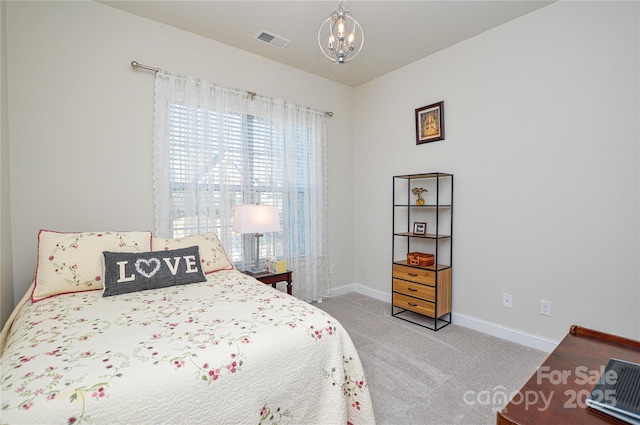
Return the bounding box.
[153,71,329,301]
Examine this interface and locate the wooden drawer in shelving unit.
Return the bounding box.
[393,293,436,318]
[392,278,435,301]
[392,265,452,319]
[392,264,435,285]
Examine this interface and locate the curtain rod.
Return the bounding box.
[130,60,333,117]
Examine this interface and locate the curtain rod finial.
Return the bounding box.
[131,61,140,69]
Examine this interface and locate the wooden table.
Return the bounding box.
[244,270,293,295]
[497,325,640,425]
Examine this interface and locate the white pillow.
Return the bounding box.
[152,233,234,274]
[32,230,152,302]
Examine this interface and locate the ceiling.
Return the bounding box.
[100,1,554,87]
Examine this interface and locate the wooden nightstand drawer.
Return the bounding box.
[393,293,435,318]
[392,278,435,301]
[392,264,435,285]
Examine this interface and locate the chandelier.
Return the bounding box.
[317,1,364,64]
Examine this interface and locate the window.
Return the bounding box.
[154,71,329,300]
[168,104,286,263]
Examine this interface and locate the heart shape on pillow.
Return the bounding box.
[135,258,161,278]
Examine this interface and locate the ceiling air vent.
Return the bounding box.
[254,30,291,49]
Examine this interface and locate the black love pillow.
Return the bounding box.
[103,246,207,297]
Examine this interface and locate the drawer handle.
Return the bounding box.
[408,287,418,292]
[408,273,418,277]
[408,302,418,307]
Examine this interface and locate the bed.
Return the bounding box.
[0,230,375,424]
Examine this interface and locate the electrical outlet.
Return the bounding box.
[502,293,513,308]
[540,300,552,316]
[330,264,336,274]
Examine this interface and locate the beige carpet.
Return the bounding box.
[314,292,549,425]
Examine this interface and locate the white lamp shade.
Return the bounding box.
[233,205,281,234]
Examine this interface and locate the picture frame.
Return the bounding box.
[415,101,444,144]
[413,222,427,235]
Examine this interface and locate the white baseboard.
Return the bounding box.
[330,282,391,302]
[451,312,558,353]
[329,283,559,353]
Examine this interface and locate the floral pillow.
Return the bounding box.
[32,230,152,302]
[152,233,234,274]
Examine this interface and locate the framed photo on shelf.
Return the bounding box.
[413,222,427,235]
[415,101,444,144]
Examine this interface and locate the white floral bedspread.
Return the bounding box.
[0,270,375,425]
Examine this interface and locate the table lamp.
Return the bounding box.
[233,204,281,274]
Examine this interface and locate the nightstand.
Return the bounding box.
[244,270,293,295]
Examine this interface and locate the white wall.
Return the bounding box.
[353,1,640,342]
[4,1,355,307]
[1,0,15,326]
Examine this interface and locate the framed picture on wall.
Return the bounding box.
[415,101,444,144]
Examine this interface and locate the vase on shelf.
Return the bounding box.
[412,187,427,206]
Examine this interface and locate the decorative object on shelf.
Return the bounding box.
[233,204,281,275]
[415,101,445,144]
[412,222,427,235]
[411,187,428,205]
[318,0,364,64]
[406,252,434,267]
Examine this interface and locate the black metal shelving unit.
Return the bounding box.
[391,172,453,331]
